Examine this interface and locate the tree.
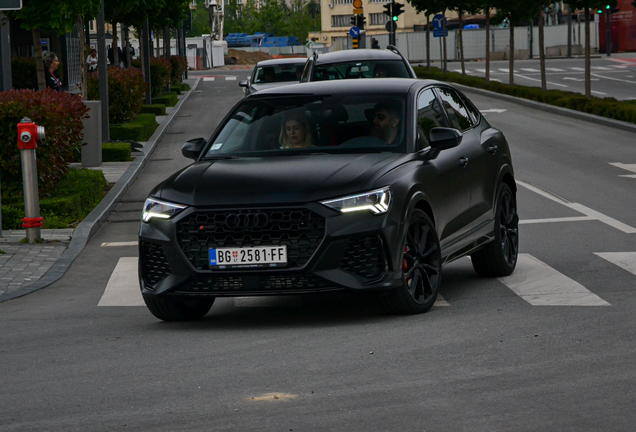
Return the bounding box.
[569,0,616,97]
[7,0,100,92]
[407,0,445,71]
[447,0,481,75]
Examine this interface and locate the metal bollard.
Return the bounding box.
[17,117,46,244]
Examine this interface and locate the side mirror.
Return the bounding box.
[182,137,207,160]
[429,127,462,151]
[239,80,249,88]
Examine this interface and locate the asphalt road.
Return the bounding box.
[1,71,636,431]
[426,53,636,100]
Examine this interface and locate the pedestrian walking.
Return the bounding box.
[43,51,62,91]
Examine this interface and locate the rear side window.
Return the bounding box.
[312,60,410,81]
[436,87,476,132]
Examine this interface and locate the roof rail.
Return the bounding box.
[386,45,400,55]
[312,49,319,61]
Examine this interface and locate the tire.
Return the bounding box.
[143,294,214,321]
[381,209,442,315]
[471,182,519,277]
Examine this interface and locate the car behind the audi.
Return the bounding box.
[139,79,519,321]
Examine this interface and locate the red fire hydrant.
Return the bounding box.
[17,117,46,243]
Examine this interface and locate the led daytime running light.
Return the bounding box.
[142,198,187,222]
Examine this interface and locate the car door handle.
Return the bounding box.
[459,157,469,168]
[488,145,498,155]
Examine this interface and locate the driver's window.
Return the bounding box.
[417,89,448,150]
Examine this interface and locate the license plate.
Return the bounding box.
[209,246,287,268]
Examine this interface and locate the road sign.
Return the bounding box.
[0,0,22,10]
[433,29,448,38]
[432,14,445,30]
[385,20,397,33]
[353,0,362,8]
[353,8,363,14]
[350,26,360,37]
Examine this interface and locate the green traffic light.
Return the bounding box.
[606,4,610,8]
[597,8,603,13]
[392,15,398,21]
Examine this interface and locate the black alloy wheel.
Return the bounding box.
[381,209,442,315]
[143,295,215,321]
[471,182,519,277]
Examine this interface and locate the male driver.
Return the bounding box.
[371,99,401,144]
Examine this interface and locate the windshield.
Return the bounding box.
[204,94,407,158]
[312,60,410,81]
[253,63,305,84]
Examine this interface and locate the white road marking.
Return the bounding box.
[225,76,237,81]
[571,67,585,71]
[595,252,636,276]
[498,254,610,306]
[203,77,215,81]
[101,241,139,247]
[563,77,585,82]
[515,73,568,87]
[592,66,613,70]
[434,294,450,306]
[520,216,594,224]
[498,68,516,73]
[98,257,144,306]
[520,68,540,72]
[609,162,636,178]
[481,109,507,114]
[475,68,486,73]
[591,72,636,84]
[591,90,607,95]
[545,68,566,72]
[517,180,636,233]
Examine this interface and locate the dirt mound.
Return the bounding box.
[225,49,273,65]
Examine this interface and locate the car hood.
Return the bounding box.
[156,153,403,206]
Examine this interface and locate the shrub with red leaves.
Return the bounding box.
[0,89,88,197]
[87,66,145,124]
[169,56,188,86]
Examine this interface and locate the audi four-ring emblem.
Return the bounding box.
[225,213,269,229]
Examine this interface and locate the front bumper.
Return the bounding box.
[138,203,404,297]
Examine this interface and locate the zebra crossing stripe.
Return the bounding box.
[225,76,237,81]
[203,77,215,81]
[520,68,540,72]
[545,68,566,72]
[498,254,610,306]
[595,252,636,277]
[98,257,144,306]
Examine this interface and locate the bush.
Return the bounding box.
[413,66,636,126]
[152,91,178,107]
[0,168,107,229]
[102,142,132,162]
[141,104,166,115]
[110,113,158,141]
[87,66,145,124]
[132,57,172,97]
[169,55,188,86]
[0,89,89,197]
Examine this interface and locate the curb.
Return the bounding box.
[452,82,636,135]
[0,78,202,303]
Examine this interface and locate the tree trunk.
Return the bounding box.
[538,8,546,90]
[32,28,46,91]
[584,7,591,97]
[164,26,170,58]
[77,15,87,98]
[426,15,430,71]
[113,23,119,66]
[509,21,514,85]
[485,4,490,82]
[442,9,447,73]
[459,11,465,75]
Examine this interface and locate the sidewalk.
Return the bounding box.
[0,77,199,302]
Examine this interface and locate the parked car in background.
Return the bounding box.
[239,57,307,96]
[139,78,518,321]
[300,46,416,82]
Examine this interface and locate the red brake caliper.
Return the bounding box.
[403,246,409,276]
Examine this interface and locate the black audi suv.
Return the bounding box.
[139,79,518,321]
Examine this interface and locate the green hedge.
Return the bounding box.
[0,168,107,229]
[110,113,158,141]
[87,67,145,124]
[102,142,132,162]
[413,66,636,125]
[152,91,178,107]
[141,104,166,116]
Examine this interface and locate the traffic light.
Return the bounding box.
[610,6,620,13]
[597,7,603,13]
[350,15,357,26]
[383,3,392,18]
[392,2,404,21]
[357,14,366,29]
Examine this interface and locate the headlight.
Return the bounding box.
[142,198,187,222]
[321,187,392,215]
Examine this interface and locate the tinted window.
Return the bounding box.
[312,60,410,81]
[417,89,448,149]
[204,94,407,157]
[436,87,476,132]
[253,63,305,84]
